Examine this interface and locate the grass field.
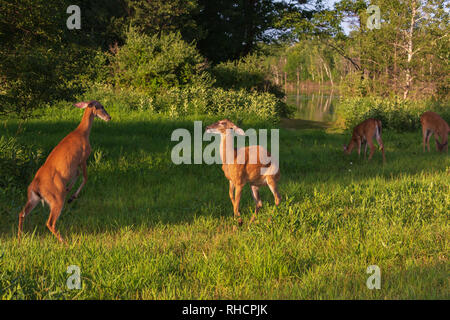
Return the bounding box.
[0,106,449,299]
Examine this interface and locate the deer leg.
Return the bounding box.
[228,180,235,207]
[266,177,281,224]
[445,136,449,153]
[250,185,262,224]
[18,191,40,242]
[66,168,80,192]
[376,135,386,163]
[357,138,361,158]
[426,131,432,152]
[233,184,243,226]
[422,128,429,152]
[267,176,281,206]
[367,139,376,161]
[434,132,444,152]
[364,141,368,159]
[68,162,87,203]
[45,193,65,243]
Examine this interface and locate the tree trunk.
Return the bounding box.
[403,1,418,99]
[393,30,399,93]
[284,57,288,93]
[323,62,333,87]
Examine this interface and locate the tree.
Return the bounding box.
[194,0,298,63]
[125,0,201,42]
[279,0,449,99]
[0,0,128,117]
[110,29,208,91]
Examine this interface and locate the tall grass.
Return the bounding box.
[0,105,448,299]
[336,97,450,131]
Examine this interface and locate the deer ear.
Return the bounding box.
[73,101,89,109]
[234,126,245,136]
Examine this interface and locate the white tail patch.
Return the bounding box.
[262,161,279,177]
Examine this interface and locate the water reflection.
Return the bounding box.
[286,89,338,123]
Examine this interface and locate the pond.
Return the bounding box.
[286,89,339,123]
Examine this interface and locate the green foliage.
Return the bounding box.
[338,73,370,97]
[0,136,43,205]
[0,46,106,118]
[67,29,289,122]
[194,0,294,63]
[82,83,289,122]
[126,0,200,42]
[212,53,284,98]
[201,87,286,121]
[110,29,209,92]
[0,112,448,299]
[275,0,450,100]
[0,0,129,118]
[336,97,450,131]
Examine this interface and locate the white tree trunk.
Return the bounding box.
[403,0,417,99]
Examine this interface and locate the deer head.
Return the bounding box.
[74,100,111,122]
[205,119,245,136]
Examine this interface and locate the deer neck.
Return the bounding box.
[220,131,235,165]
[75,108,95,138]
[345,139,355,154]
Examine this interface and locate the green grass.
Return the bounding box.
[0,106,449,299]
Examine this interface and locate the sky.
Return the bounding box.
[283,0,353,35]
[324,0,352,34]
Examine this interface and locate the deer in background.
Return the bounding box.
[205,119,281,225]
[343,118,386,163]
[18,101,111,243]
[420,111,449,153]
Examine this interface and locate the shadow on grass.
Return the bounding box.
[1,118,448,239]
[280,117,332,130]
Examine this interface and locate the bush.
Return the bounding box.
[110,29,210,93]
[82,83,289,122]
[0,43,107,119]
[212,53,284,99]
[0,137,43,205]
[336,97,450,132]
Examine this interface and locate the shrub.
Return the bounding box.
[81,83,289,122]
[0,137,43,204]
[336,97,450,132]
[110,29,210,93]
[212,53,284,99]
[0,43,106,119]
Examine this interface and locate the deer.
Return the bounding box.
[420,111,449,153]
[205,119,281,226]
[18,100,111,243]
[343,118,386,163]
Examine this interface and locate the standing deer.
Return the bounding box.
[18,101,111,243]
[205,119,281,225]
[343,118,386,162]
[420,111,449,153]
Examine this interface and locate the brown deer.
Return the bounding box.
[420,111,449,153]
[18,101,111,243]
[205,119,281,225]
[343,118,386,162]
